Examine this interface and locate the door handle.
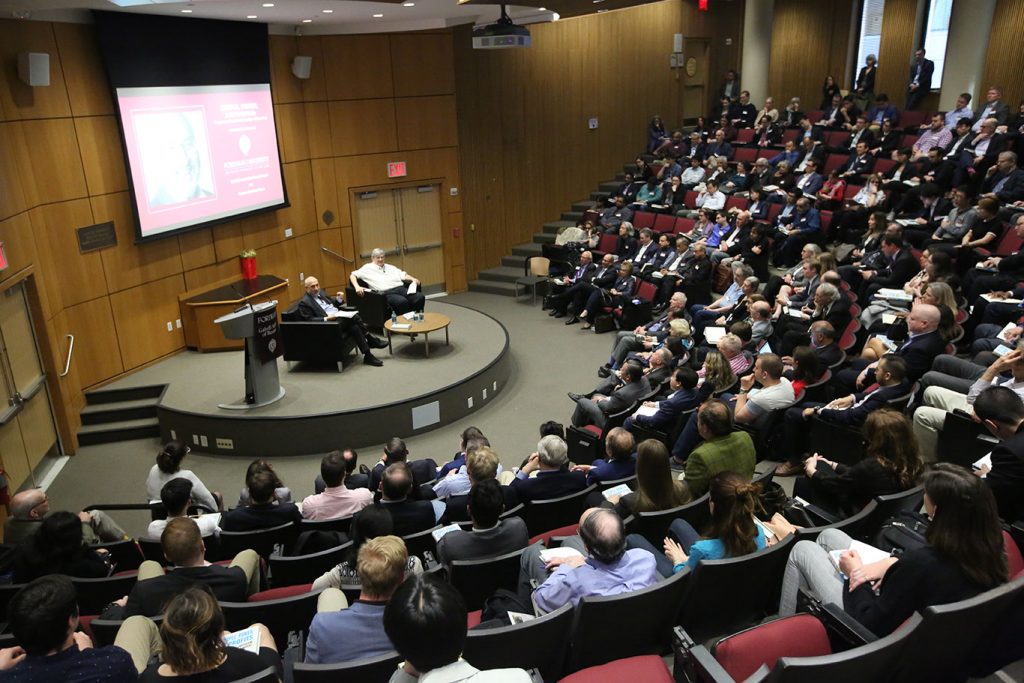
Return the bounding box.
[60,334,74,377]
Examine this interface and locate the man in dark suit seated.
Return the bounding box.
[570,427,637,486]
[511,435,587,504]
[548,251,597,318]
[599,292,687,376]
[981,151,1024,206]
[776,356,909,475]
[972,386,1024,523]
[552,253,618,321]
[100,517,259,620]
[834,303,945,394]
[802,321,845,369]
[569,361,651,430]
[374,462,440,537]
[435,479,529,566]
[778,283,852,355]
[369,437,438,496]
[220,471,303,531]
[846,234,920,300]
[298,275,387,367]
[624,366,707,433]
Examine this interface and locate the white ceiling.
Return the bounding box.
[0,0,559,35]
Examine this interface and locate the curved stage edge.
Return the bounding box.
[154,302,511,457]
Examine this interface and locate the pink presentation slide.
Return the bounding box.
[117,84,286,239]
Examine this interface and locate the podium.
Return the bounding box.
[214,301,286,410]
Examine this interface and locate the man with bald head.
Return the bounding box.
[5,489,129,546]
[298,275,387,367]
[834,303,946,394]
[519,507,658,613]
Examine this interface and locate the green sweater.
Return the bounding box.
[685,431,756,498]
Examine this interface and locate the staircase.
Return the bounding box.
[467,168,636,296]
[77,384,166,446]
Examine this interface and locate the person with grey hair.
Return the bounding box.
[569,361,651,431]
[349,248,425,315]
[750,300,774,343]
[511,435,586,504]
[4,489,129,548]
[571,427,636,485]
[778,282,850,355]
[599,291,687,377]
[628,227,657,270]
[519,507,657,613]
[299,275,387,366]
[690,262,753,331]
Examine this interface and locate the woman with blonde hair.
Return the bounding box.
[701,349,737,394]
[796,409,923,517]
[137,586,280,681]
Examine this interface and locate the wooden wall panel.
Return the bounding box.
[296,36,328,103]
[279,160,317,236]
[268,35,303,105]
[322,35,395,101]
[29,199,107,309]
[184,259,239,291]
[109,274,186,370]
[316,228,347,291]
[768,0,854,111]
[74,116,128,196]
[304,101,333,159]
[92,192,183,293]
[13,118,89,206]
[310,158,339,230]
[875,0,918,102]
[53,23,113,117]
[395,96,458,150]
[0,20,72,121]
[983,0,1024,109]
[212,222,246,263]
[62,296,124,388]
[274,103,310,164]
[328,99,398,156]
[0,124,29,220]
[391,34,455,97]
[178,228,216,272]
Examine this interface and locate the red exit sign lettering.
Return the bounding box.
[0,243,7,272]
[387,162,407,178]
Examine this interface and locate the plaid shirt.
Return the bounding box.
[685,431,756,498]
[914,127,952,154]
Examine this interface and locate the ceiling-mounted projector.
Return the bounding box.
[473,5,531,49]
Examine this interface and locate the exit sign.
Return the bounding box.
[0,243,7,272]
[387,161,407,178]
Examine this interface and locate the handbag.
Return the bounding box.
[873,510,929,557]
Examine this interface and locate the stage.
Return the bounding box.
[104,300,510,457]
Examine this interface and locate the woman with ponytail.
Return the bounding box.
[137,586,280,681]
[625,471,767,577]
[146,440,221,512]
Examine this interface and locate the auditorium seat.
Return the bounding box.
[734,129,755,146]
[90,615,165,647]
[402,525,441,562]
[291,651,403,683]
[565,568,689,672]
[219,521,298,560]
[900,133,920,149]
[793,499,878,544]
[842,184,863,201]
[345,278,390,332]
[233,668,279,683]
[629,404,697,452]
[873,158,896,175]
[725,196,749,212]
[710,614,832,682]
[69,573,139,616]
[898,110,930,130]
[823,154,847,175]
[806,111,824,124]
[558,655,673,682]
[781,129,800,144]
[449,546,530,611]
[653,213,676,233]
[221,584,323,649]
[529,522,580,548]
[675,217,696,234]
[521,485,598,537]
[269,541,353,588]
[824,131,849,148]
[624,493,711,548]
[633,211,656,230]
[464,603,574,681]
[733,147,759,165]
[93,539,144,572]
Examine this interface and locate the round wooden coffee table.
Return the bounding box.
[384,312,451,357]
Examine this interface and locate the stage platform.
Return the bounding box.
[104,300,510,457]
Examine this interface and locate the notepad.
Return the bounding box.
[392,323,411,330]
[828,540,891,573]
[981,294,1024,304]
[431,524,463,542]
[704,326,727,344]
[539,547,585,563]
[602,484,633,500]
[224,626,261,654]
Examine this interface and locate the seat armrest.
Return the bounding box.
[672,626,736,683]
[800,589,878,648]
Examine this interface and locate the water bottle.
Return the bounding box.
[391,311,397,325]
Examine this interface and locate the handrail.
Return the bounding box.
[320,246,354,264]
[60,334,74,377]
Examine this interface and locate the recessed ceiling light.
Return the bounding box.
[322,8,333,13]
[372,13,383,17]
[403,2,415,5]
[247,14,257,18]
[302,18,313,22]
[538,6,546,9]
[262,3,274,7]
[181,8,192,12]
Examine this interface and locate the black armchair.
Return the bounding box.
[346,278,390,332]
[279,302,359,371]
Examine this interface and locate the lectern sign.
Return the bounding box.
[254,307,283,363]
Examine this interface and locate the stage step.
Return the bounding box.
[477,266,522,283]
[571,200,597,212]
[80,398,159,426]
[511,242,543,257]
[77,417,161,446]
[467,279,519,296]
[543,220,574,235]
[598,181,621,193]
[624,163,639,174]
[502,254,528,268]
[561,211,583,222]
[532,232,555,244]
[590,191,610,202]
[84,384,164,405]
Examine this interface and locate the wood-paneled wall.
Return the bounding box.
[767,0,854,112]
[0,19,464,454]
[874,0,919,103]
[983,0,1024,109]
[454,0,743,281]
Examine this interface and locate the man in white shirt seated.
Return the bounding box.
[302,450,374,521]
[350,248,426,315]
[146,478,220,540]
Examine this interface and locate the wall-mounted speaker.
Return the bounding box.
[17,52,50,87]
[291,56,312,80]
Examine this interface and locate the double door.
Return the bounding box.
[352,184,446,292]
[0,280,59,491]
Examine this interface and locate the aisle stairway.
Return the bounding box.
[467,167,637,297]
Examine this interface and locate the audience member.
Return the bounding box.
[569,361,651,429]
[146,440,220,512]
[313,506,423,591]
[12,512,112,584]
[369,437,438,494]
[433,438,495,498]
[437,426,486,478]
[375,463,442,536]
[673,400,756,495]
[219,470,302,531]
[511,435,587,504]
[236,459,293,507]
[302,450,374,521]
[4,488,128,547]
[436,480,529,566]
[350,248,425,315]
[439,447,520,524]
[571,427,636,485]
[146,478,221,540]
[971,386,1024,523]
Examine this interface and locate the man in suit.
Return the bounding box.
[776,356,910,475]
[569,361,651,429]
[305,535,407,664]
[624,366,707,432]
[865,93,900,129]
[556,253,617,323]
[778,283,851,355]
[368,437,438,496]
[832,116,875,154]
[549,251,604,318]
[729,91,757,128]
[511,435,587,504]
[375,462,439,536]
[856,234,920,300]
[906,49,934,111]
[600,291,686,376]
[298,276,387,367]
[806,320,845,368]
[840,140,875,182]
[773,198,822,268]
[435,479,529,566]
[794,158,824,196]
[593,348,672,401]
[982,151,1024,206]
[570,427,637,485]
[220,470,302,531]
[704,129,733,161]
[439,446,520,524]
[654,237,694,306]
[972,386,1024,523]
[628,228,658,271]
[598,195,635,233]
[972,86,1010,133]
[835,303,945,394]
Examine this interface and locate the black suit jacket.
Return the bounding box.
[589,266,618,290]
[908,59,934,93]
[872,249,919,289]
[566,262,598,285]
[298,292,344,322]
[818,381,911,426]
[220,502,302,532]
[815,298,853,337]
[509,469,588,504]
[435,517,530,565]
[982,168,1024,204]
[843,152,875,176]
[986,426,1024,523]
[375,499,436,537]
[815,342,845,368]
[891,330,946,381]
[111,565,249,619]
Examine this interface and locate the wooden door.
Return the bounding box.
[0,281,58,491]
[352,190,402,261]
[681,38,710,125]
[396,185,445,290]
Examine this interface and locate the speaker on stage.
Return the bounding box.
[292,56,313,80]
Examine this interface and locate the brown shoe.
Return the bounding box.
[773,461,804,477]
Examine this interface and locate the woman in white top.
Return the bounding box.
[146,440,221,512]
